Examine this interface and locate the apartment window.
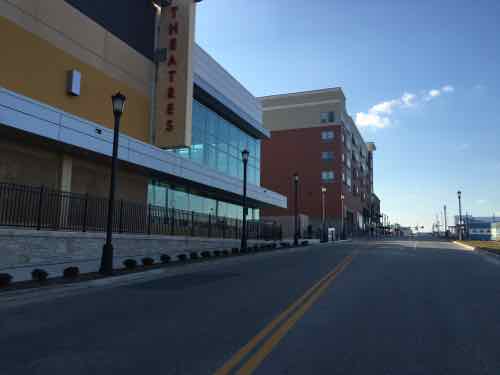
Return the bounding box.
[321,151,334,160]
[342,153,345,163]
[320,111,335,124]
[342,172,346,182]
[321,130,335,141]
[321,171,335,182]
[346,158,351,169]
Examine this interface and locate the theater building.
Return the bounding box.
[0,0,286,225]
[259,88,378,238]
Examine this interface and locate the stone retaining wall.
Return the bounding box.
[0,229,272,270]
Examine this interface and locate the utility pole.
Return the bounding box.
[457,191,463,240]
[443,205,448,237]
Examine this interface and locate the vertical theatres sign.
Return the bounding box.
[155,0,196,148]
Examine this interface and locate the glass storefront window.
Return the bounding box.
[177,148,190,159]
[148,181,258,221]
[216,150,228,174]
[217,201,228,218]
[206,146,217,169]
[171,189,188,211]
[203,197,217,216]
[191,144,204,164]
[228,156,239,178]
[154,101,263,220]
[178,100,261,186]
[190,194,203,213]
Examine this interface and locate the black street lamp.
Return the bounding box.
[100,92,126,275]
[293,173,299,246]
[457,190,463,240]
[241,149,249,252]
[321,187,327,242]
[341,193,345,240]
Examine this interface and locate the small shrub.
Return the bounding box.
[0,273,13,287]
[300,240,309,246]
[231,248,240,255]
[213,250,221,257]
[160,254,171,264]
[63,266,80,279]
[31,268,49,282]
[201,251,211,258]
[222,250,229,256]
[177,254,188,262]
[190,252,199,260]
[123,259,138,270]
[142,257,155,267]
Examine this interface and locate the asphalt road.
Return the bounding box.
[1,239,500,374]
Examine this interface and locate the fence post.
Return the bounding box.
[118,199,124,234]
[191,211,195,237]
[208,214,212,238]
[82,193,88,232]
[170,207,175,235]
[222,220,226,239]
[147,204,152,235]
[36,185,44,231]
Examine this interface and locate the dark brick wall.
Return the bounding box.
[261,126,344,220]
[261,125,372,231]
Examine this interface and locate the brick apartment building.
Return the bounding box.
[259,88,380,238]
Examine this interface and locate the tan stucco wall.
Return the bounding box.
[0,0,153,95]
[260,89,346,132]
[0,7,151,143]
[0,138,61,188]
[0,137,148,203]
[71,158,148,203]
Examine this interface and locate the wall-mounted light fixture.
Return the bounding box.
[67,70,81,96]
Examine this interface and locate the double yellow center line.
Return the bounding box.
[214,254,354,375]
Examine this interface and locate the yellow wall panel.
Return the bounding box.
[0,16,150,142]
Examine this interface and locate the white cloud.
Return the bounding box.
[356,112,390,129]
[442,85,454,93]
[355,84,455,129]
[401,92,417,107]
[371,99,401,115]
[429,89,441,97]
[459,143,470,151]
[476,199,487,205]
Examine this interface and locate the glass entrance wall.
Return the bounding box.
[147,181,261,220]
[170,100,261,186]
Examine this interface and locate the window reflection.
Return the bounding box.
[148,180,259,220]
[179,100,262,187]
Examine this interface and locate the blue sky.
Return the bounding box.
[195,0,500,230]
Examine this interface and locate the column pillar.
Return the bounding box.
[58,154,73,229]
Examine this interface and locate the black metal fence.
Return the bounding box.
[0,182,282,241]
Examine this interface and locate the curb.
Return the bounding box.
[453,241,500,261]
[476,247,500,259]
[453,241,476,251]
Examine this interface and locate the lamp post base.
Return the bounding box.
[99,243,114,275]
